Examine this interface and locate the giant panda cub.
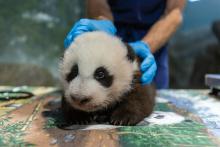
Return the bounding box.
[60,31,155,126]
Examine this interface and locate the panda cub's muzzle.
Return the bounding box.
[70,94,92,105]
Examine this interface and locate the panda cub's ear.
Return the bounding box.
[124,43,135,62]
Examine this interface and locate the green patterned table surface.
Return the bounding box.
[0,86,219,147]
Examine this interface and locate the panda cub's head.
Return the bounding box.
[60,31,138,112]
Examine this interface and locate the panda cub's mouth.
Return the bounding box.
[69,95,100,112]
[72,102,100,112]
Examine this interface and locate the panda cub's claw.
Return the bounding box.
[70,115,93,125]
[110,109,141,126]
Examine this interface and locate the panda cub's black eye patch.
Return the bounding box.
[66,64,78,82]
[94,67,113,88]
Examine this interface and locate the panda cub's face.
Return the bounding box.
[60,32,137,112]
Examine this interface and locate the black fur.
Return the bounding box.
[94,66,113,88]
[125,43,135,62]
[66,64,78,82]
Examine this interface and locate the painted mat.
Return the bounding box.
[0,87,220,147]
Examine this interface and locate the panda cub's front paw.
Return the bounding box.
[110,108,142,126]
[70,114,94,125]
[62,109,94,125]
[58,116,93,130]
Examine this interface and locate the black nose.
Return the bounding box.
[70,95,91,105]
[80,98,91,104]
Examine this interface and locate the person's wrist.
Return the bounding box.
[97,16,112,21]
[140,40,151,53]
[128,41,151,57]
[99,19,117,35]
[88,19,116,35]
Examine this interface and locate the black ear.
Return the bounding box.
[125,43,135,62]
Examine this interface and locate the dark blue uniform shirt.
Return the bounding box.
[108,0,168,89]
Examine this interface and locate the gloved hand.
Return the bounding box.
[129,41,157,85]
[64,18,117,48]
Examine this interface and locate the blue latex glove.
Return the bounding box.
[64,18,117,48]
[129,41,157,85]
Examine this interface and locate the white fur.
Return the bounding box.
[60,31,138,112]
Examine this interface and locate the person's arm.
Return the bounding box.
[142,0,186,53]
[86,0,113,21]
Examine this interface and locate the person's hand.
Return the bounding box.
[129,41,157,85]
[64,18,117,48]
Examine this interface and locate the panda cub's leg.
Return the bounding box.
[110,85,155,126]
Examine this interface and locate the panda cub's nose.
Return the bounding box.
[70,95,91,105]
[79,97,91,104]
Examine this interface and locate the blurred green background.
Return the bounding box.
[0,0,219,88]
